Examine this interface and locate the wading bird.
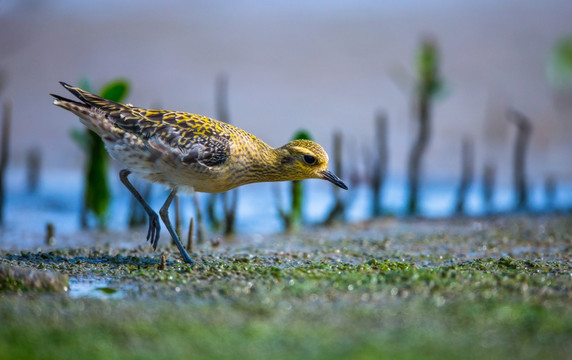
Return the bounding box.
[52,82,348,263]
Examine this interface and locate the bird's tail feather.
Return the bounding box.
[52,81,126,112]
[52,82,106,133]
[51,81,127,133]
[51,92,93,122]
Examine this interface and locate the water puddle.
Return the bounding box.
[68,277,125,299]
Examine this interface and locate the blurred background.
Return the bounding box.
[1,0,572,241]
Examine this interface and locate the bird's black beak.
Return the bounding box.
[321,170,348,190]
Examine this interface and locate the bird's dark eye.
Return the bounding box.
[303,155,316,165]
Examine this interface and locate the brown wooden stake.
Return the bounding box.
[482,163,496,213]
[507,109,532,211]
[372,112,388,217]
[157,254,167,270]
[45,222,55,247]
[187,217,194,253]
[455,137,474,215]
[324,131,346,224]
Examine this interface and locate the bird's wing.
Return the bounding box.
[54,82,230,168]
[117,108,231,168]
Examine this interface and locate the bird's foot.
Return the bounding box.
[147,213,161,250]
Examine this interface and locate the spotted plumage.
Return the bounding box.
[51,81,348,263]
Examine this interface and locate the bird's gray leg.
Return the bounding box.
[119,169,161,249]
[159,188,195,264]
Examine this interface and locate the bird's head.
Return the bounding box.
[277,139,348,190]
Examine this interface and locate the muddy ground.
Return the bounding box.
[1,215,571,359]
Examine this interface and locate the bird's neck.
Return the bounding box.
[237,141,293,184]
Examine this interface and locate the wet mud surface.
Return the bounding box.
[1,215,571,359]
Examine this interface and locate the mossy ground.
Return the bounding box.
[1,215,571,359]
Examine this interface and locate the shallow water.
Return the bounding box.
[68,277,125,299]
